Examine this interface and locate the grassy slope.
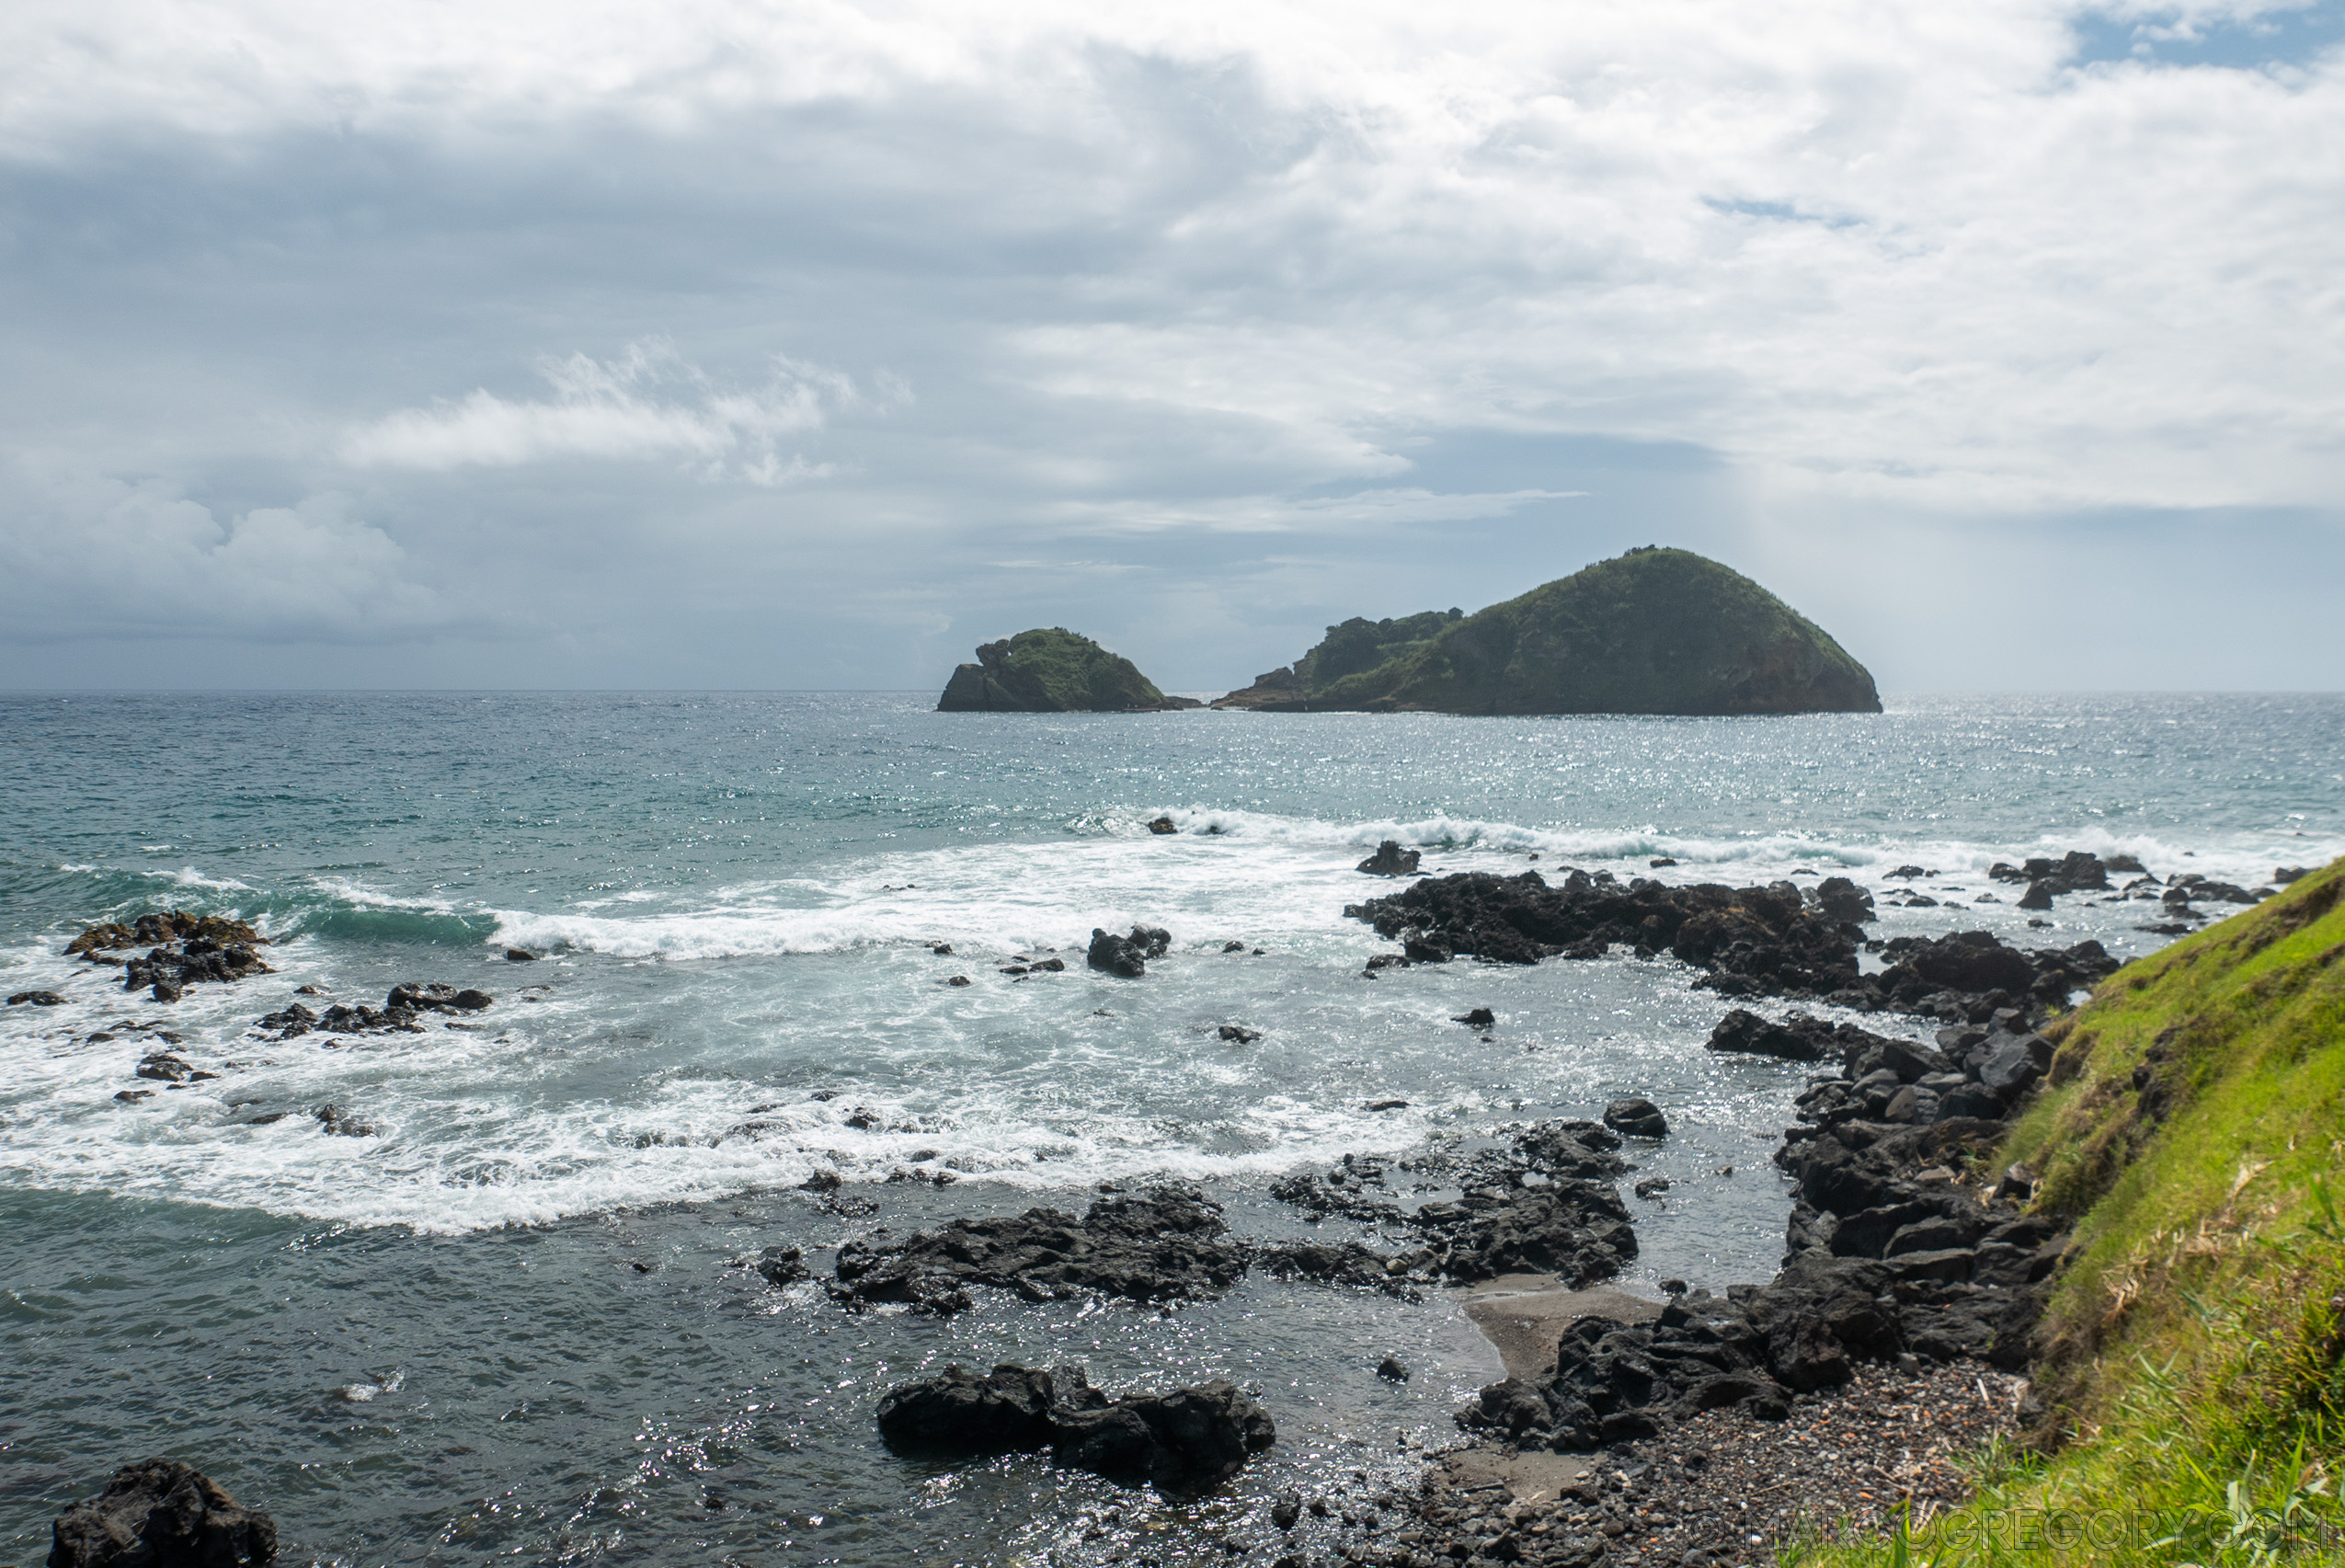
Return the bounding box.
[1000,628,1169,710]
[1802,858,2345,1565]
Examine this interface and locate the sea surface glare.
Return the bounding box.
[3,692,2339,1563]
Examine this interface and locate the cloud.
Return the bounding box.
[1056,486,1585,534]
[1,2,2341,688]
[339,340,870,483]
[0,464,443,644]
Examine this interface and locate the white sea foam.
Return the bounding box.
[5,801,2327,1236]
[482,809,2314,965]
[306,876,465,914]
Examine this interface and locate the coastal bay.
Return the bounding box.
[4,692,2339,1564]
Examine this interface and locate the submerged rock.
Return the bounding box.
[386,982,494,1013]
[1602,1097,1669,1139]
[253,982,490,1040]
[48,1458,277,1567]
[875,1363,1274,1495]
[8,990,65,1006]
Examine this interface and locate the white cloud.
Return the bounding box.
[11,4,2345,517]
[339,340,864,483]
[1058,486,1584,534]
[0,464,442,643]
[3,2,2343,687]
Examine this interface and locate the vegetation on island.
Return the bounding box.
[936,627,1196,713]
[1800,855,2345,1566]
[1214,547,1881,715]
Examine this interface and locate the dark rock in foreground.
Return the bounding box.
[876,1362,1274,1495]
[1707,1009,1837,1060]
[65,912,276,1002]
[1356,840,1422,876]
[1602,1097,1668,1138]
[1349,867,1867,998]
[1270,1121,1638,1288]
[256,983,492,1040]
[49,1459,276,1567]
[67,912,266,957]
[1086,924,1170,978]
[1350,866,2119,1015]
[831,1186,1251,1309]
[1988,851,2110,910]
[1470,1093,2057,1453]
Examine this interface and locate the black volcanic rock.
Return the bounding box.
[1214,548,1879,715]
[875,1363,1275,1495]
[1349,868,1866,999]
[1603,1097,1669,1138]
[830,1186,1250,1308]
[1086,924,1168,977]
[48,1459,276,1567]
[1354,872,2116,1022]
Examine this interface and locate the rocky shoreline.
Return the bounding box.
[17,850,2297,1564]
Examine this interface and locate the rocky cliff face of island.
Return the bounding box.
[937,627,1200,713]
[1213,548,1881,715]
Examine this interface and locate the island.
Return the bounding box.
[936,627,1202,712]
[1213,546,1881,715]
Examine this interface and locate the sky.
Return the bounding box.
[3,0,2341,693]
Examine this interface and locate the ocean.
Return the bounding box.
[3,691,2339,1564]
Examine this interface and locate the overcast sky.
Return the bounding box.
[5,1,2341,692]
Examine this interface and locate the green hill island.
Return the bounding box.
[1213,546,1881,715]
[935,627,1201,712]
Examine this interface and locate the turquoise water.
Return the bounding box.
[2,692,2339,1563]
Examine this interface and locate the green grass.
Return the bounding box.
[1794,858,2345,1566]
[992,627,1169,710]
[1272,546,1880,715]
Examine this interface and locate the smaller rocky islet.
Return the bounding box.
[935,626,1200,712]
